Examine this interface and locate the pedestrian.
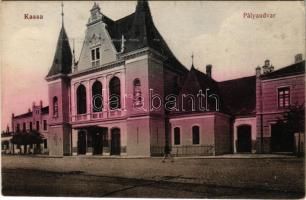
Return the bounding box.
[162,145,174,163]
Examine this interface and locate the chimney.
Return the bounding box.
[295,54,303,63]
[206,64,212,78]
[40,100,43,107]
[28,108,31,112]
[256,66,261,77]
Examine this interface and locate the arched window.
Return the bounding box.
[192,126,200,144]
[109,77,121,110]
[174,127,180,145]
[133,78,143,107]
[77,85,87,114]
[92,81,103,112]
[53,96,58,117]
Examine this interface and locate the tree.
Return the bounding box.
[11,130,44,154]
[278,103,305,156]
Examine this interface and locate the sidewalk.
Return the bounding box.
[2,153,297,159]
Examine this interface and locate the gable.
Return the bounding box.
[77,21,118,71]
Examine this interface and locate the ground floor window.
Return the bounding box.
[192,126,200,144]
[174,127,180,145]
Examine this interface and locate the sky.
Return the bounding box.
[1,1,305,131]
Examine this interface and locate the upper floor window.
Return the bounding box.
[133,79,143,107]
[77,84,87,114]
[43,120,47,131]
[91,47,100,67]
[92,81,103,112]
[278,87,290,108]
[174,127,180,145]
[109,77,121,110]
[192,126,200,145]
[53,96,58,117]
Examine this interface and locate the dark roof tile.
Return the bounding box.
[47,26,72,77]
[261,60,305,79]
[218,76,256,116]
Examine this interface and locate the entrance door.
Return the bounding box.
[237,125,252,153]
[77,131,86,154]
[271,123,293,152]
[111,128,120,155]
[92,131,103,155]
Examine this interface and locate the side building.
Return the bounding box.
[256,55,305,153]
[8,101,49,154]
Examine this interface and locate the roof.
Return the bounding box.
[170,66,222,114]
[261,60,305,79]
[101,0,188,73]
[218,76,256,116]
[47,25,72,77]
[41,106,49,114]
[14,112,32,119]
[13,106,49,119]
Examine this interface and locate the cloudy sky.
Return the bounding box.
[1,1,305,130]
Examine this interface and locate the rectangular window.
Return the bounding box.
[192,126,200,145]
[43,120,47,130]
[16,124,20,132]
[36,121,39,131]
[30,122,32,131]
[91,49,95,60]
[96,48,100,60]
[174,127,180,145]
[23,122,26,131]
[278,87,290,108]
[91,47,100,67]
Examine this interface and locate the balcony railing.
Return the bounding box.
[91,112,104,119]
[72,110,124,122]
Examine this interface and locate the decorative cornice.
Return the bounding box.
[45,73,70,82]
[68,60,125,79]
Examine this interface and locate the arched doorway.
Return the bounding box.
[237,125,252,153]
[111,128,120,155]
[77,130,87,155]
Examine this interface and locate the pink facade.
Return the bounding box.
[256,59,305,153]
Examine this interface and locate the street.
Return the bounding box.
[1,155,305,198]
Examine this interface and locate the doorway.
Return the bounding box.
[111,128,121,155]
[271,123,293,152]
[237,125,252,153]
[77,130,87,155]
[92,131,103,155]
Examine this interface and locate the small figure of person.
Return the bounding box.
[162,145,174,163]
